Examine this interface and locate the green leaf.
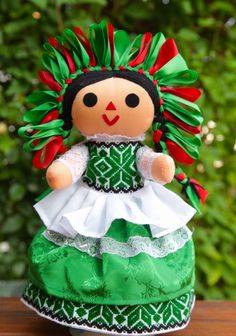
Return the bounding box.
[9,184,26,201]
[198,17,216,28]
[55,0,107,5]
[12,261,26,277]
[177,28,199,42]
[124,3,153,19]
[1,215,24,234]
[207,266,222,286]
[29,0,49,10]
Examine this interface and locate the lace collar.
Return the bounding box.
[84,133,145,143]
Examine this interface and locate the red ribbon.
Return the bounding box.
[32,136,66,169]
[175,173,208,204]
[160,87,202,102]
[74,27,96,67]
[149,38,178,75]
[48,37,58,48]
[65,79,72,84]
[107,23,114,67]
[174,172,186,181]
[60,46,76,74]
[153,129,163,143]
[38,71,62,93]
[189,178,208,204]
[40,110,59,124]
[166,139,194,165]
[129,32,152,67]
[163,111,201,134]
[48,37,76,74]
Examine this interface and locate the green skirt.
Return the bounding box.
[22,219,195,334]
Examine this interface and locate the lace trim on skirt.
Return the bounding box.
[43,227,192,259]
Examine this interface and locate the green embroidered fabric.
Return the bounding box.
[83,141,144,192]
[22,282,194,334]
[28,221,195,305]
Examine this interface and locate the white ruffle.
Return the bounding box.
[84,133,145,143]
[34,180,196,239]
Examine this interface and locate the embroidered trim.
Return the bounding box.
[84,133,146,143]
[86,140,142,147]
[43,227,192,259]
[82,180,144,193]
[22,282,194,335]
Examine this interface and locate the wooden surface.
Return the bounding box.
[0,298,236,336]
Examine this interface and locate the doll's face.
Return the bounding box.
[71,77,155,137]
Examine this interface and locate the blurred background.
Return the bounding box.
[0,0,236,299]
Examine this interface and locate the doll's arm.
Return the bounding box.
[136,146,175,184]
[46,144,89,190]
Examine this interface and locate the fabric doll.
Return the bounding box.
[19,21,208,335]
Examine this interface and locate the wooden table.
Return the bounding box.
[0,298,236,336]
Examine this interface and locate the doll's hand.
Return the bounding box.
[151,154,175,184]
[46,162,72,189]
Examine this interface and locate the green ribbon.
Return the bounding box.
[174,167,201,212]
[43,42,70,82]
[166,122,201,159]
[114,30,131,66]
[155,69,198,86]
[19,120,69,151]
[35,188,52,202]
[19,119,65,138]
[42,54,63,85]
[62,29,90,68]
[27,90,58,105]
[22,132,69,152]
[143,32,166,70]
[117,34,143,66]
[162,98,202,126]
[185,185,201,212]
[90,21,111,66]
[127,34,144,64]
[162,92,201,109]
[155,53,188,79]
[23,101,58,124]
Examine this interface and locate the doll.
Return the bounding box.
[19,21,207,335]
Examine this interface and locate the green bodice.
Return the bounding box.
[83,141,144,193]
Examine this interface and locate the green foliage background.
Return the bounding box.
[0,0,236,299]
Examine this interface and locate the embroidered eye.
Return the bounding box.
[125,93,140,108]
[83,92,98,107]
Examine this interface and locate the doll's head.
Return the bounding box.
[19,21,207,210]
[62,70,159,137]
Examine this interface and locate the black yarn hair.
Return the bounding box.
[62,70,160,130]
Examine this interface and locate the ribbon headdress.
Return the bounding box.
[19,20,208,211]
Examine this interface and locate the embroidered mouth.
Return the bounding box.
[102,114,120,126]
